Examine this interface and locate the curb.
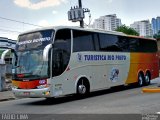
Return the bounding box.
[0,98,15,102]
[142,88,160,93]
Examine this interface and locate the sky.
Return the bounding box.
[0,0,160,40]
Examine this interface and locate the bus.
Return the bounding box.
[11,26,159,98]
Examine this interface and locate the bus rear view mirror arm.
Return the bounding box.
[43,44,52,61]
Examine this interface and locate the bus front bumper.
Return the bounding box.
[12,87,51,98]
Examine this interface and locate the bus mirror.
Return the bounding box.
[43,44,52,61]
[1,49,11,64]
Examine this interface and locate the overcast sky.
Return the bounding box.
[0,0,160,40]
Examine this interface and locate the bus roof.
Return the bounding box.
[127,35,156,41]
[18,26,156,41]
[19,26,127,37]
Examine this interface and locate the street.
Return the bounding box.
[0,78,160,114]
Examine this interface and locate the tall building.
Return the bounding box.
[151,17,160,35]
[130,20,152,37]
[92,14,122,31]
[93,17,105,30]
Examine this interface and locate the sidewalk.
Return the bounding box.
[0,82,15,102]
[0,90,15,102]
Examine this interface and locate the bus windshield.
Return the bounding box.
[13,50,48,79]
[13,30,54,80]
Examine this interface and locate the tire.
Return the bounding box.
[45,97,55,101]
[77,79,89,96]
[144,72,151,86]
[138,73,144,87]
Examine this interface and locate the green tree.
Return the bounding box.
[153,30,160,40]
[115,25,139,36]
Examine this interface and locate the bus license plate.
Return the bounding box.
[24,92,30,95]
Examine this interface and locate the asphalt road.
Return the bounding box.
[0,78,160,115]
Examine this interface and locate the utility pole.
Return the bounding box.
[68,0,90,28]
[78,0,84,27]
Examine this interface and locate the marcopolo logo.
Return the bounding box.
[77,53,83,62]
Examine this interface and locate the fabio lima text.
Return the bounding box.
[1,114,28,120]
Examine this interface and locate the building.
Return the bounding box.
[0,37,16,50]
[93,17,105,30]
[151,17,160,35]
[92,14,122,31]
[0,37,16,74]
[130,20,152,37]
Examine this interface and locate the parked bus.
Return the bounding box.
[11,26,159,98]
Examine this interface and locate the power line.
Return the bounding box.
[0,28,21,33]
[0,25,24,31]
[0,16,42,28]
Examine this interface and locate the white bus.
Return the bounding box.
[11,26,159,98]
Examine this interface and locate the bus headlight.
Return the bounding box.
[12,85,18,89]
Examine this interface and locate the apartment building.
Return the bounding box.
[130,20,152,37]
[92,14,122,31]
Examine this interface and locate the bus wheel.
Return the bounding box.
[77,78,90,96]
[138,73,144,87]
[144,72,151,86]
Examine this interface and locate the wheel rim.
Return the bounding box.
[145,75,150,83]
[138,74,143,86]
[145,73,150,85]
[78,85,86,94]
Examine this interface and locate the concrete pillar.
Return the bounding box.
[0,62,6,91]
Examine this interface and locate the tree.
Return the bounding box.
[115,25,139,36]
[153,30,160,40]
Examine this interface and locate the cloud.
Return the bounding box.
[52,20,78,26]
[38,20,50,27]
[38,19,78,28]
[107,0,113,3]
[14,0,67,10]
[52,10,58,15]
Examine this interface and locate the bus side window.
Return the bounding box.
[99,33,122,52]
[73,30,95,52]
[129,38,139,52]
[93,33,100,51]
[138,39,157,53]
[117,36,129,52]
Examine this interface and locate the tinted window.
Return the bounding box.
[93,33,100,51]
[117,36,129,52]
[128,38,157,53]
[17,30,53,51]
[99,34,121,51]
[52,29,71,77]
[128,38,139,52]
[54,29,71,54]
[73,30,94,52]
[138,39,157,52]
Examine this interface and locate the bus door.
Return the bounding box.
[51,29,71,77]
[52,49,63,76]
